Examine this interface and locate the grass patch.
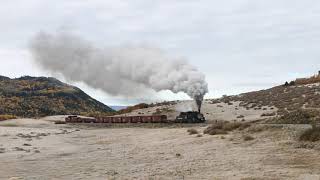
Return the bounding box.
[0,123,18,127]
[299,126,320,142]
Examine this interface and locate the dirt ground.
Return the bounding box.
[1,116,320,180]
[122,100,277,122]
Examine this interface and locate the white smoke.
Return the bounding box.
[29,31,208,107]
[175,101,194,112]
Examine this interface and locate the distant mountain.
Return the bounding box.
[0,75,114,117]
[110,106,128,111]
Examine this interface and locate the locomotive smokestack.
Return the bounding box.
[195,95,203,113]
[197,102,201,113]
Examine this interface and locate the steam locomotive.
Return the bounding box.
[65,111,205,124]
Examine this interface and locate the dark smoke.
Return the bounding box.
[195,95,203,113]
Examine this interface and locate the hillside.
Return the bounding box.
[117,72,320,122]
[0,75,114,117]
[214,81,320,116]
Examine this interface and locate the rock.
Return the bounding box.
[14,147,25,151]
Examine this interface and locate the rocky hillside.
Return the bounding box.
[0,75,114,117]
[212,79,320,115]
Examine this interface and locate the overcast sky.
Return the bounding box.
[1,0,320,105]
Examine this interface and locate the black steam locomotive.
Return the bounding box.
[175,111,205,123]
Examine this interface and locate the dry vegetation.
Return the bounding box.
[295,73,320,85]
[116,103,150,114]
[267,109,320,124]
[299,126,320,142]
[203,121,251,135]
[261,112,276,117]
[0,115,16,121]
[187,128,199,135]
[116,101,178,115]
[54,120,67,124]
[0,75,114,117]
[243,134,254,141]
[209,76,320,116]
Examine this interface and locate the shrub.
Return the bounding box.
[54,120,66,124]
[236,115,245,119]
[210,99,221,104]
[223,122,250,131]
[243,135,254,141]
[204,121,250,135]
[248,125,268,133]
[238,123,251,130]
[223,122,242,131]
[270,109,319,124]
[289,81,295,86]
[204,128,228,135]
[187,128,199,135]
[261,112,276,117]
[299,126,320,142]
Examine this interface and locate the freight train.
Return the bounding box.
[65,111,205,124]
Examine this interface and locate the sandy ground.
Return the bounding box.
[123,100,277,122]
[1,115,320,179]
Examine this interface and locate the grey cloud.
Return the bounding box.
[1,0,320,105]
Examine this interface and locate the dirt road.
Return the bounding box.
[1,118,320,179]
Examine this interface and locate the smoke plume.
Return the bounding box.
[29,32,208,109]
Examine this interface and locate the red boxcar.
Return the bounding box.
[122,116,132,123]
[95,117,103,123]
[141,116,152,123]
[102,117,112,123]
[152,115,167,123]
[131,116,141,123]
[113,117,122,123]
[66,115,168,124]
[83,118,95,123]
